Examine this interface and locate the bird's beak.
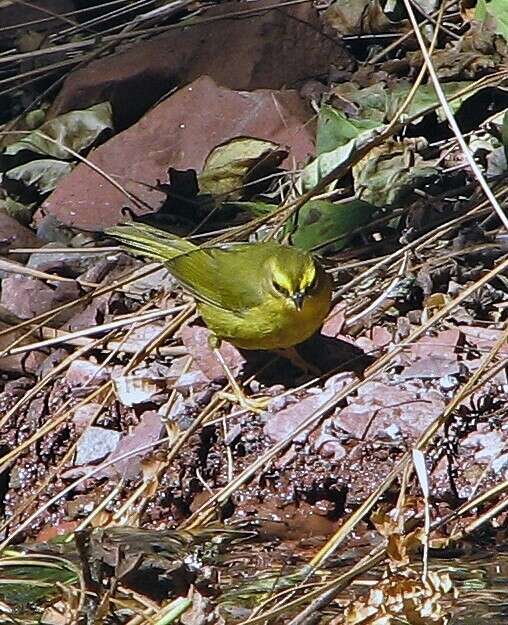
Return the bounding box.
[292,292,304,310]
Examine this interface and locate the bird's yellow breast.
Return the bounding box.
[199,283,331,350]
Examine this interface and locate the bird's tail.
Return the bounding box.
[105,222,198,262]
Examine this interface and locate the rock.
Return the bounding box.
[65,359,110,387]
[72,403,102,433]
[411,329,462,359]
[75,426,121,466]
[0,208,42,254]
[492,453,508,475]
[174,369,210,394]
[112,363,174,406]
[264,389,334,443]
[324,371,358,393]
[336,381,445,439]
[96,411,165,480]
[49,0,349,129]
[334,401,375,439]
[36,348,70,378]
[400,355,461,380]
[312,418,347,460]
[459,326,508,355]
[439,374,460,392]
[180,324,246,382]
[0,274,80,321]
[464,430,504,462]
[35,520,79,544]
[0,1,76,48]
[35,214,74,244]
[27,242,110,277]
[321,303,347,337]
[0,321,45,374]
[62,294,110,332]
[40,76,316,229]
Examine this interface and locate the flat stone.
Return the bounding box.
[264,389,334,444]
[0,274,80,321]
[464,431,504,462]
[459,326,508,355]
[75,426,121,466]
[0,208,42,254]
[66,359,110,387]
[0,321,45,374]
[49,0,349,129]
[27,242,110,277]
[40,76,316,229]
[337,381,445,439]
[72,403,102,433]
[0,1,76,48]
[180,324,245,382]
[411,329,462,359]
[95,411,165,480]
[400,355,461,380]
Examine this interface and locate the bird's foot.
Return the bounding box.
[218,391,269,414]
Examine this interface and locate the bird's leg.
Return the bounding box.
[275,347,321,377]
[209,337,268,414]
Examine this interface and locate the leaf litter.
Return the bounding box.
[0,1,508,624]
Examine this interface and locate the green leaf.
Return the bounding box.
[317,106,380,155]
[198,137,286,199]
[328,81,478,127]
[289,199,377,252]
[1,196,37,225]
[475,0,508,41]
[0,561,77,605]
[302,125,380,191]
[3,159,73,197]
[1,102,113,169]
[352,140,437,206]
[395,81,478,122]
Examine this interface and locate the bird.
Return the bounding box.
[106,222,333,410]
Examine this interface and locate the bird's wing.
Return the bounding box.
[167,244,269,312]
[106,223,197,261]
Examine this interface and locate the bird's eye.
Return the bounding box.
[273,281,289,296]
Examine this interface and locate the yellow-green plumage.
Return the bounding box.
[106,223,332,350]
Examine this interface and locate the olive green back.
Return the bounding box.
[106,223,314,313]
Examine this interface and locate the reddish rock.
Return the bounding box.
[40,76,316,229]
[334,402,376,439]
[72,402,102,433]
[0,274,80,321]
[321,302,347,337]
[312,417,347,460]
[0,209,42,253]
[180,324,246,382]
[35,520,79,543]
[459,326,508,355]
[411,329,462,359]
[65,359,110,387]
[336,381,445,439]
[0,321,45,374]
[96,411,165,480]
[400,355,461,380]
[264,389,334,444]
[0,1,76,48]
[49,0,349,128]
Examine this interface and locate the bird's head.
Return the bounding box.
[266,251,318,310]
